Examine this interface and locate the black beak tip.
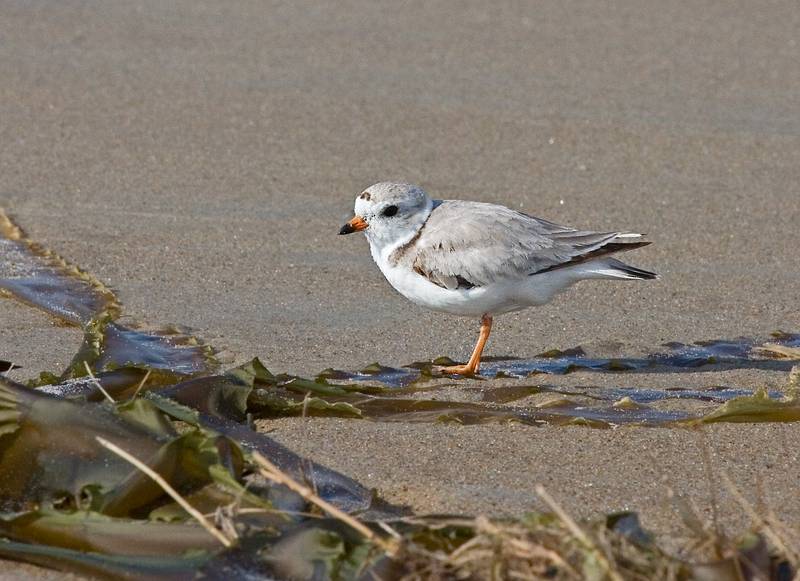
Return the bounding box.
[338,223,355,235]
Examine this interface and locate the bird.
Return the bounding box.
[339,182,657,376]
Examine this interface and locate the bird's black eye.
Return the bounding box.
[382,205,399,217]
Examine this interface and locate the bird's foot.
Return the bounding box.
[438,364,479,377]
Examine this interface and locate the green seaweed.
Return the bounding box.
[0,509,222,556]
[701,388,800,424]
[262,525,383,580]
[480,385,542,403]
[0,376,171,507]
[0,539,215,581]
[0,375,268,519]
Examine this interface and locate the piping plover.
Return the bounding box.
[339,182,656,376]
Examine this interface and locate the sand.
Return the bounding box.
[1,0,800,573]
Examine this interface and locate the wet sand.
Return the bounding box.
[2,0,800,569]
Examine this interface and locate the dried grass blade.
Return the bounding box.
[535,485,624,581]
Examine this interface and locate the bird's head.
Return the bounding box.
[339,182,433,250]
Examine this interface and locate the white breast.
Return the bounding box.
[371,247,538,317]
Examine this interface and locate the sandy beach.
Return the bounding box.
[2,0,800,571]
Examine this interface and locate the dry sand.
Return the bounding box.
[1,0,800,572]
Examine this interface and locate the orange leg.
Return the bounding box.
[441,314,493,376]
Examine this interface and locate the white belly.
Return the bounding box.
[377,261,561,317]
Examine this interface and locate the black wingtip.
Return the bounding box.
[616,264,658,280]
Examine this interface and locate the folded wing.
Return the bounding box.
[399,200,649,289]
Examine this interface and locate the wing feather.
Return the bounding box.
[398,200,645,289]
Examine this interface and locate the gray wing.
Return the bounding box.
[396,200,644,289]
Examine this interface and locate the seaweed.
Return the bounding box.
[0,376,262,516]
[1,209,216,381]
[701,387,800,424]
[0,372,383,578]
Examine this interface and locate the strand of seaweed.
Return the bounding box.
[1,208,214,379]
[320,332,800,388]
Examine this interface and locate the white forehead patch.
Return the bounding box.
[354,195,371,215]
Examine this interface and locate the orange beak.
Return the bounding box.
[338,215,368,235]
